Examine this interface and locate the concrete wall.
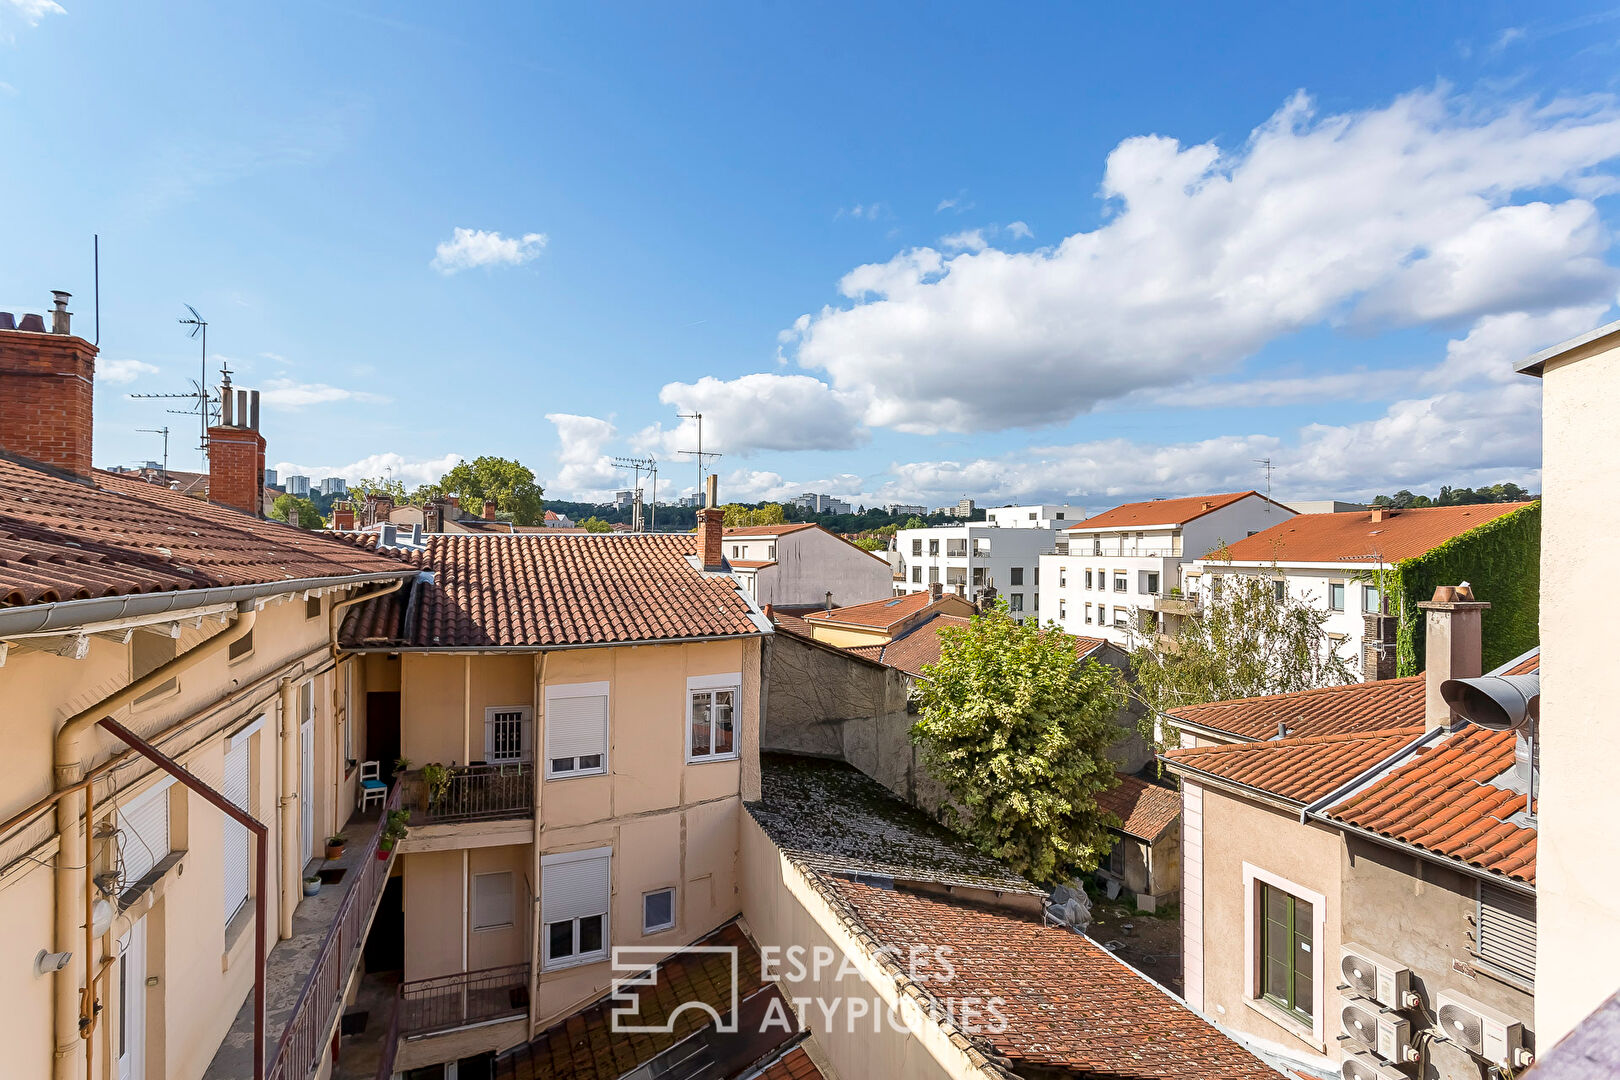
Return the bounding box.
[739,815,998,1080]
[0,589,363,1080]
[738,527,893,609]
[1340,836,1534,1077]
[1536,336,1620,1043]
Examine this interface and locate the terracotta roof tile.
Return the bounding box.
[754,1046,827,1080]
[1094,774,1184,840]
[1164,727,1423,804]
[1328,724,1538,884]
[830,880,1278,1079]
[805,590,937,629]
[332,532,763,648]
[721,523,816,537]
[728,559,776,569]
[0,459,404,608]
[1168,675,1425,742]
[1213,502,1535,564]
[1067,491,1264,531]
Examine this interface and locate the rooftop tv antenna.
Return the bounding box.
[178,305,210,453]
[1254,457,1275,509]
[611,455,658,531]
[677,412,722,505]
[137,426,171,473]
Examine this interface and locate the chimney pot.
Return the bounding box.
[1417,585,1492,731]
[0,313,15,331]
[17,313,46,332]
[51,291,71,335]
[333,503,355,531]
[379,524,397,548]
[483,499,498,521]
[411,523,423,545]
[205,382,268,516]
[696,506,726,571]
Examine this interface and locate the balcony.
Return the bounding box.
[362,964,532,1076]
[397,763,535,852]
[1085,545,1181,558]
[1152,591,1200,616]
[203,784,402,1080]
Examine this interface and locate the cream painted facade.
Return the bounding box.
[0,585,382,1080]
[365,633,764,1045]
[1523,320,1620,1043]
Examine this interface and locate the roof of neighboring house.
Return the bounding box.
[750,753,1040,895]
[1164,728,1423,804]
[1210,502,1535,565]
[830,879,1280,1080]
[1066,491,1268,532]
[721,523,816,537]
[729,559,776,569]
[447,519,555,534]
[768,609,817,638]
[1324,655,1541,885]
[753,1046,826,1080]
[0,458,406,608]
[493,920,824,1080]
[1095,774,1185,840]
[332,532,764,648]
[803,590,938,629]
[1167,674,1425,742]
[845,615,1107,678]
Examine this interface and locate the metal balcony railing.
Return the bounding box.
[267,782,402,1080]
[404,762,535,825]
[396,963,532,1039]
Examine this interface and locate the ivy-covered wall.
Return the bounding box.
[1392,502,1541,676]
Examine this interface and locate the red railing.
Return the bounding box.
[396,963,531,1038]
[267,782,402,1080]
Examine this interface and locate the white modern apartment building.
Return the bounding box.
[791,492,852,514]
[318,476,348,497]
[894,506,1082,619]
[722,522,892,609]
[884,502,927,516]
[1039,491,1291,645]
[283,474,311,497]
[984,504,1081,529]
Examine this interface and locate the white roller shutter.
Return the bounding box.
[544,683,608,776]
[118,781,172,887]
[223,735,251,923]
[541,848,611,923]
[472,871,515,931]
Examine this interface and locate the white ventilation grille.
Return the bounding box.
[1477,882,1535,983]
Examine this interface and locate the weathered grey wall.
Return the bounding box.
[1340,836,1535,1077]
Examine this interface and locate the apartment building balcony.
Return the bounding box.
[1152,590,1200,616]
[349,964,532,1079]
[397,762,535,852]
[203,785,402,1080]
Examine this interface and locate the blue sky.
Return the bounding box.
[4,2,1620,510]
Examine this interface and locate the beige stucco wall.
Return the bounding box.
[739,814,997,1080]
[1194,784,1344,1061]
[0,589,367,1080]
[1536,339,1620,1043]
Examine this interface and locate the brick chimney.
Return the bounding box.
[1370,507,1388,523]
[1418,583,1490,731]
[928,581,943,602]
[483,499,498,521]
[697,474,724,571]
[332,502,355,530]
[206,380,267,516]
[0,291,98,476]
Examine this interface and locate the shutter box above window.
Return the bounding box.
[545,683,609,777]
[541,848,611,923]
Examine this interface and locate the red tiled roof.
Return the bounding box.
[769,610,817,639]
[1067,492,1264,531]
[1095,774,1185,840]
[754,1046,826,1080]
[729,559,776,569]
[332,532,763,648]
[846,615,1106,678]
[1168,675,1424,742]
[721,523,815,537]
[0,459,404,608]
[804,590,935,629]
[1213,502,1535,564]
[1327,723,1538,884]
[1164,728,1423,804]
[830,880,1277,1080]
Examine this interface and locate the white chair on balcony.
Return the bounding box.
[358,760,387,812]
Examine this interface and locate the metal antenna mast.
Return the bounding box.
[178,305,209,457]
[677,412,722,506]
[137,426,171,473]
[1254,457,1275,509]
[612,456,659,532]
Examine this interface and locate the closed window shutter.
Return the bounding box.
[118,783,171,886]
[223,738,251,923]
[546,694,607,766]
[1478,883,1536,982]
[541,853,610,923]
[472,871,515,930]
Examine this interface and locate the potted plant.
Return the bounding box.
[303,874,322,897]
[420,763,453,814]
[324,834,347,860]
[377,809,411,861]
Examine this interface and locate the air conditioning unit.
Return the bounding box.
[1340,1000,1413,1063]
[1340,1051,1409,1080]
[1339,943,1414,1009]
[1436,989,1532,1069]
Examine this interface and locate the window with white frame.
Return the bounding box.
[1363,584,1382,614]
[1113,573,1127,592]
[1113,608,1126,628]
[485,706,534,763]
[472,871,515,931]
[1329,583,1345,611]
[1243,864,1325,1041]
[541,848,610,969]
[688,673,741,761]
[1084,602,1092,624]
[1084,569,1092,589]
[643,887,676,933]
[544,682,609,779]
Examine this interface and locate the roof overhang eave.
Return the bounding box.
[0,568,412,640]
[336,629,769,654]
[1303,811,1536,897]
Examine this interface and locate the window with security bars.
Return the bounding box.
[485,707,532,763]
[1260,882,1314,1021]
[1476,882,1535,984]
[689,688,737,760]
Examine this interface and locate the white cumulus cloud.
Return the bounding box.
[5,0,66,26]
[101,359,160,384]
[431,228,548,274]
[640,373,868,456]
[271,452,462,489]
[546,413,622,498]
[260,378,390,408]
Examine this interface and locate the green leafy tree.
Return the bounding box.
[350,477,408,503]
[852,536,888,552]
[720,502,787,527]
[913,602,1127,886]
[438,456,545,525]
[269,493,325,530]
[579,515,614,533]
[1125,563,1355,751]
[902,515,928,530]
